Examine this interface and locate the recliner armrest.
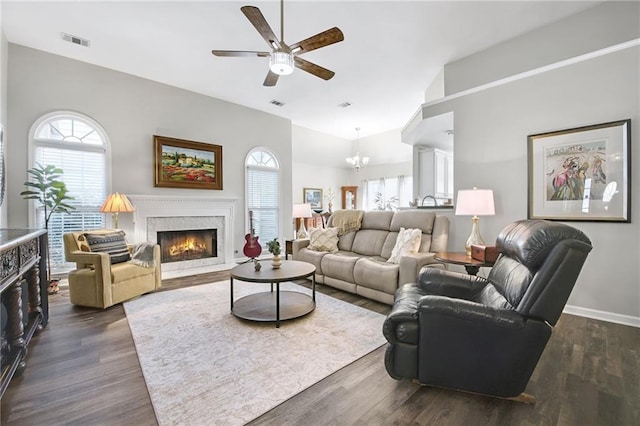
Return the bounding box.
[417,268,486,300]
[418,295,523,329]
[292,239,310,258]
[382,283,423,343]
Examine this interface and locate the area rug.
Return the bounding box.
[123,281,387,425]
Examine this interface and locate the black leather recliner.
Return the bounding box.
[383,220,592,400]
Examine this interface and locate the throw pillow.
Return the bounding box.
[84,231,131,264]
[387,227,422,264]
[308,227,339,253]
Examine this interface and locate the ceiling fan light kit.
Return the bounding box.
[269,52,294,75]
[211,0,344,86]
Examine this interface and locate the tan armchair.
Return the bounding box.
[63,230,161,308]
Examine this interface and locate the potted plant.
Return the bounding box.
[20,163,76,294]
[266,238,282,269]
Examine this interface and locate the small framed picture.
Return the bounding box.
[528,119,630,222]
[303,188,323,210]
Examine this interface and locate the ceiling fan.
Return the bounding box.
[211,0,344,87]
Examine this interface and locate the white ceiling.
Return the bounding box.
[2,1,601,141]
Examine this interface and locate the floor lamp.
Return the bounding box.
[100,193,136,229]
[455,188,495,256]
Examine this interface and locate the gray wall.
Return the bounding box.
[425,45,640,322]
[0,3,7,226]
[445,1,640,96]
[7,44,293,257]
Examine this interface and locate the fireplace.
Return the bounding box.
[157,229,217,264]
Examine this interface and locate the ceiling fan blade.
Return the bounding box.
[289,27,344,55]
[241,6,283,51]
[294,57,335,81]
[263,70,279,87]
[212,50,270,58]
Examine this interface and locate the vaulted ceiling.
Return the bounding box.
[2,1,601,140]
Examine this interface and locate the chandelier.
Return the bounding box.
[345,127,369,172]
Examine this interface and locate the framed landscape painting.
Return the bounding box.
[527,119,630,222]
[154,135,223,190]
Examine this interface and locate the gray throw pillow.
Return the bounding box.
[84,231,131,264]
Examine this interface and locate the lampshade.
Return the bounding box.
[455,189,495,216]
[292,203,313,218]
[100,193,135,229]
[269,51,294,75]
[100,193,136,213]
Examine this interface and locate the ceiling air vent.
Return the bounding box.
[61,32,90,48]
[270,99,285,107]
[338,102,351,108]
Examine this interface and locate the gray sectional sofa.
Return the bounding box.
[292,209,449,304]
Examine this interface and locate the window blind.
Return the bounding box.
[246,166,279,244]
[34,145,106,272]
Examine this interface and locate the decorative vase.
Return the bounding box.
[254,260,262,271]
[271,254,282,269]
[328,202,333,213]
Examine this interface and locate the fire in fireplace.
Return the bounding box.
[157,229,217,263]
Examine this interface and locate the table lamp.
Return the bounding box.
[292,203,313,239]
[100,192,136,229]
[455,188,495,256]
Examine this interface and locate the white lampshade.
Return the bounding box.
[292,203,313,218]
[455,189,495,216]
[269,52,294,75]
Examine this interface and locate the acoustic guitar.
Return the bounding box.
[243,210,262,258]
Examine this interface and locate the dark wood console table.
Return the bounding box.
[0,229,48,399]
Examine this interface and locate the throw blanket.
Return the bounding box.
[331,210,364,236]
[131,242,156,268]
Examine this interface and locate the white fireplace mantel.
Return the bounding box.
[128,195,237,276]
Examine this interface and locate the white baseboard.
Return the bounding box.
[563,304,640,328]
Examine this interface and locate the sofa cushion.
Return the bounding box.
[387,228,422,264]
[321,252,360,283]
[354,257,399,295]
[296,248,329,276]
[361,210,394,230]
[352,229,390,256]
[84,231,131,264]
[308,227,339,252]
[389,210,435,234]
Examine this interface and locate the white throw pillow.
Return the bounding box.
[387,227,422,264]
[308,227,339,253]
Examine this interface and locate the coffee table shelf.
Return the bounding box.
[230,260,316,328]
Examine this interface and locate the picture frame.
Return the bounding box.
[527,119,630,222]
[154,135,223,190]
[303,188,323,210]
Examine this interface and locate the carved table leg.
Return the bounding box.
[6,279,27,374]
[26,264,43,332]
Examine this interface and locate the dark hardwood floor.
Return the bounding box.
[1,272,638,425]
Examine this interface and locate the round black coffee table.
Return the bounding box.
[230,260,316,328]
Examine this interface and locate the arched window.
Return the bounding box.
[30,112,109,273]
[246,148,280,246]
